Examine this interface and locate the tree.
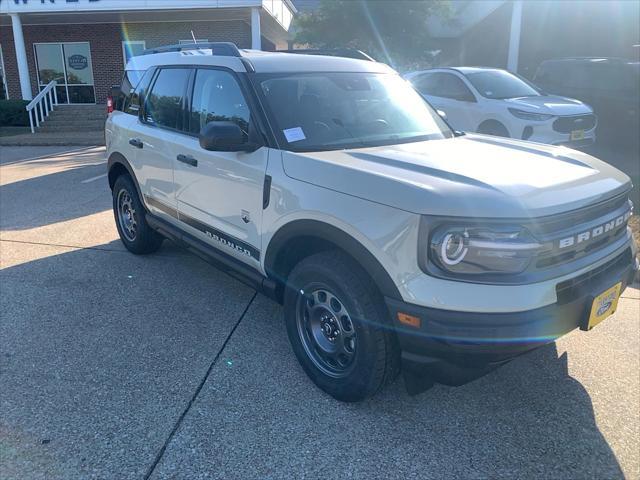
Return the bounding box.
[294,0,450,69]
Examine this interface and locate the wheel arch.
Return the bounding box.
[477,119,511,137]
[264,219,402,303]
[107,152,144,204]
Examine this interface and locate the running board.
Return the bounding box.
[146,214,279,302]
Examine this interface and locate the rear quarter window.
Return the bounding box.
[123,68,155,116]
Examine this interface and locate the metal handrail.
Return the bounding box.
[26,81,58,133]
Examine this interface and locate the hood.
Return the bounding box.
[504,95,592,116]
[282,134,631,218]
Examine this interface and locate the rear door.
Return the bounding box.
[172,67,269,267]
[128,67,192,220]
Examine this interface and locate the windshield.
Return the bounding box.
[465,70,540,99]
[257,72,452,152]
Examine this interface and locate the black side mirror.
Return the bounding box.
[199,121,257,152]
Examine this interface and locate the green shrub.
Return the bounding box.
[0,100,30,127]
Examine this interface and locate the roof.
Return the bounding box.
[404,66,504,78]
[127,47,394,74]
[539,57,632,64]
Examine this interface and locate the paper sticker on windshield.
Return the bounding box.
[283,127,306,143]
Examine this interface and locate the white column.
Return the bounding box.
[507,0,523,73]
[251,7,262,50]
[10,13,33,101]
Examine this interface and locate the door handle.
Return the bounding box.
[177,154,198,167]
[129,138,143,149]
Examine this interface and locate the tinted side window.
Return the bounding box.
[144,68,191,130]
[413,73,439,95]
[123,69,153,115]
[418,72,474,101]
[189,69,250,139]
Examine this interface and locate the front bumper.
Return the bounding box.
[386,247,638,385]
[517,121,596,148]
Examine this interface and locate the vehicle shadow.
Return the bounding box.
[0,238,628,479]
[152,292,630,479]
[0,238,256,479]
[368,343,625,478]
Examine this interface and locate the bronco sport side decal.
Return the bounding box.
[144,195,260,261]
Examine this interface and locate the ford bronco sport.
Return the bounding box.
[106,43,638,402]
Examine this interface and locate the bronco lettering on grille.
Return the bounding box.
[558,210,632,249]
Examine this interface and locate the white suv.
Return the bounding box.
[405,67,597,148]
[106,43,638,402]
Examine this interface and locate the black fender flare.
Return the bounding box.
[264,219,402,300]
[107,152,144,205]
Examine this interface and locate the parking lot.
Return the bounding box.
[0,145,638,479]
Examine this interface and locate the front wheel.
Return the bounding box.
[284,251,399,402]
[477,120,510,138]
[112,175,163,254]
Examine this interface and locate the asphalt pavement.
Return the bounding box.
[0,146,639,479]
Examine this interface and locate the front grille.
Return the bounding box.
[527,193,629,235]
[527,193,632,271]
[555,248,632,305]
[553,114,596,133]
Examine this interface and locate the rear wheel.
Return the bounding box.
[112,175,163,254]
[284,251,399,402]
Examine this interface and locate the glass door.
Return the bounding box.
[34,42,96,104]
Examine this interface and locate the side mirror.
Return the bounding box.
[199,121,255,152]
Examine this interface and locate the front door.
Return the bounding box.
[173,68,268,267]
[34,42,96,104]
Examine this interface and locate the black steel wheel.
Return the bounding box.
[285,250,400,402]
[296,286,358,378]
[112,175,163,254]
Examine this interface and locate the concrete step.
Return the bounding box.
[38,124,105,133]
[0,132,104,146]
[39,120,105,128]
[54,105,105,112]
[45,113,107,121]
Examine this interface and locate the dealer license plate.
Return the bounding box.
[571,129,585,141]
[586,283,622,330]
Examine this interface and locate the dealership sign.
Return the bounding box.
[68,54,88,70]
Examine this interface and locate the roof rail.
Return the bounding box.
[143,42,241,57]
[279,48,375,62]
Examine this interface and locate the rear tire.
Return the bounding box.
[112,175,163,254]
[284,250,400,402]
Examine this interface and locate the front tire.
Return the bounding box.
[112,175,163,254]
[477,120,510,138]
[284,251,399,402]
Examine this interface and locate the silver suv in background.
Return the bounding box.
[106,43,638,402]
[406,67,597,148]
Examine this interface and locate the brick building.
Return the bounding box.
[0,0,296,104]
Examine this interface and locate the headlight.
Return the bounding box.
[428,224,542,275]
[508,108,555,122]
